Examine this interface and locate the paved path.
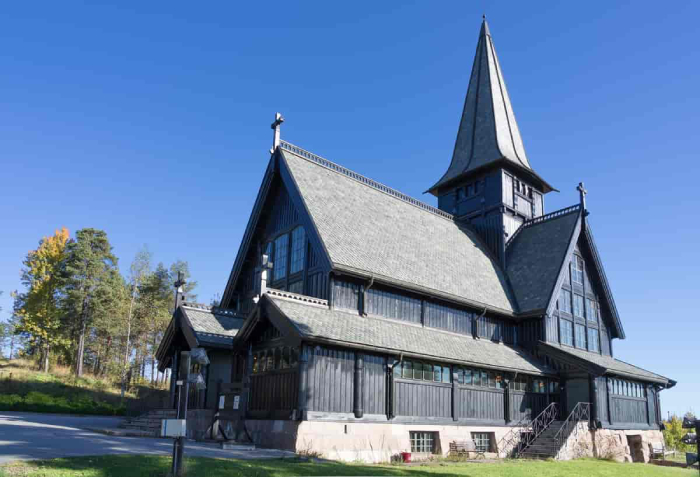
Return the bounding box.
[0,412,293,464]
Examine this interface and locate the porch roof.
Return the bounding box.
[538,341,675,386]
[264,290,556,376]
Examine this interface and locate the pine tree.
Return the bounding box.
[169,260,197,304]
[63,228,118,377]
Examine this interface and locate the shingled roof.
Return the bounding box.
[265,291,554,376]
[428,19,553,194]
[506,207,581,314]
[539,342,674,386]
[279,142,517,315]
[180,303,246,347]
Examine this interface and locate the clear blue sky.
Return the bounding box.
[1,2,697,417]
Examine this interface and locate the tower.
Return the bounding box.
[428,18,555,265]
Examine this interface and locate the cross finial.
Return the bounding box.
[577,182,588,212]
[174,270,185,289]
[270,112,285,153]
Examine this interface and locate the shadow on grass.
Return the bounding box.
[12,456,471,477]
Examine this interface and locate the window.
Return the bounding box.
[472,433,492,453]
[281,347,290,369]
[251,346,300,374]
[410,431,436,454]
[549,380,560,394]
[559,289,572,314]
[290,227,306,274]
[560,320,573,346]
[531,378,546,394]
[611,378,645,398]
[586,299,599,322]
[273,234,288,281]
[575,324,586,349]
[587,328,599,353]
[395,360,451,383]
[572,256,584,285]
[573,294,585,318]
[509,375,528,392]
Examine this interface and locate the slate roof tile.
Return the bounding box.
[506,209,580,314]
[280,144,516,314]
[268,294,554,376]
[181,304,246,347]
[540,342,672,385]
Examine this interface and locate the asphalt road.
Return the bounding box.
[0,412,292,464]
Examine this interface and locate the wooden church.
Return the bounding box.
[156,18,675,462]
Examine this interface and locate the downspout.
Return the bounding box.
[362,275,375,316]
[387,353,403,420]
[473,307,487,339]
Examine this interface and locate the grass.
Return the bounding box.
[0,358,168,416]
[0,456,698,477]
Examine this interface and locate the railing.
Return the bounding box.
[553,402,591,460]
[498,402,559,458]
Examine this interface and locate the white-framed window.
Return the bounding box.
[572,255,584,285]
[273,234,288,281]
[289,227,306,274]
[472,432,492,453]
[587,328,599,353]
[559,289,572,314]
[410,431,436,454]
[573,294,585,318]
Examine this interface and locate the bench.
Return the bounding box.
[651,443,676,460]
[449,441,485,459]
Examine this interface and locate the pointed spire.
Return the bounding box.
[428,19,553,195]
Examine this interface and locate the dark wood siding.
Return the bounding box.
[264,185,300,236]
[566,378,590,415]
[611,397,648,425]
[366,286,421,324]
[509,392,548,423]
[306,272,328,300]
[333,279,360,311]
[424,301,472,335]
[458,387,504,422]
[596,376,609,426]
[249,370,298,415]
[600,325,611,356]
[395,380,452,418]
[546,314,558,343]
[362,353,386,415]
[305,346,354,413]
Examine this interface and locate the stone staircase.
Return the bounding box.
[519,420,565,459]
[119,408,176,437]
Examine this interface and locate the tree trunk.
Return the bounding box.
[150,332,157,386]
[120,286,136,401]
[75,296,90,377]
[43,343,50,373]
[10,334,15,360]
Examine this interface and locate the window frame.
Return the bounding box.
[587,328,599,353]
[289,226,306,275]
[574,323,586,349]
[572,255,584,285]
[560,319,574,346]
[410,431,437,454]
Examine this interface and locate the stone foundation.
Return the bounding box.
[244,420,522,463]
[233,419,664,464]
[557,424,664,463]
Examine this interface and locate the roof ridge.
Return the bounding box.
[279,140,454,221]
[266,288,329,308]
[182,302,243,317]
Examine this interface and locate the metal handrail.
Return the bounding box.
[553,402,591,460]
[497,402,559,458]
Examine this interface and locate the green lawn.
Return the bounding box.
[0,456,697,477]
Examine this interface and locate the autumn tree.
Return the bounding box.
[15,228,70,372]
[62,228,119,377]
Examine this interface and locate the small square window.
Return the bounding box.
[410,431,437,454]
[464,369,473,385]
[472,432,493,453]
